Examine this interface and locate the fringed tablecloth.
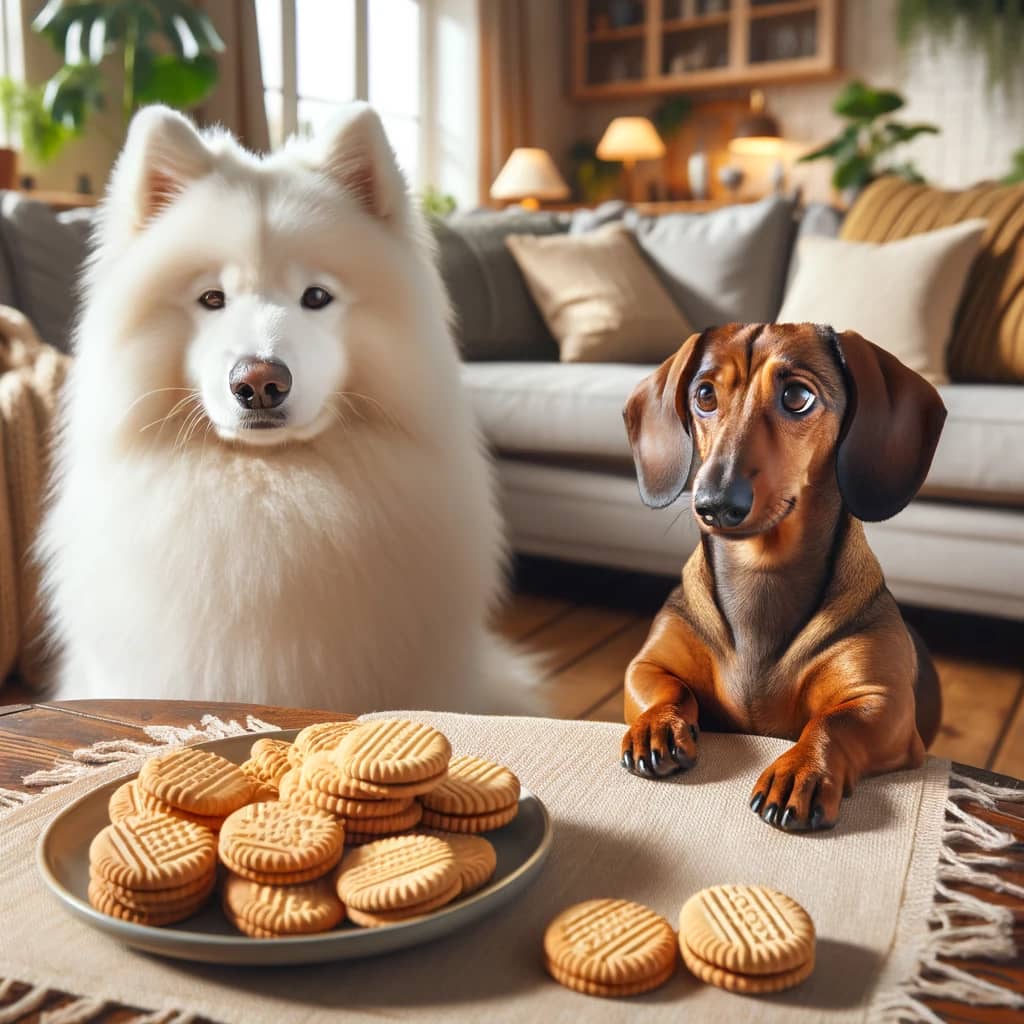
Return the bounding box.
[2,711,1022,1023]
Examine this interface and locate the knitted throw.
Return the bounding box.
[0,305,69,689]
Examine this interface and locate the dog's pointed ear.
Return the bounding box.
[119,106,213,230]
[623,332,704,509]
[830,329,947,521]
[320,103,406,219]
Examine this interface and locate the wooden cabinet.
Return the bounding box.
[572,0,840,100]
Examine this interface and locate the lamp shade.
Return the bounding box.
[490,148,570,202]
[729,89,782,156]
[596,117,666,163]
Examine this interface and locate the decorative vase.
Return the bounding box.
[0,148,17,190]
[688,152,709,200]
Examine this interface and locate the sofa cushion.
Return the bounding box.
[505,224,693,363]
[625,195,795,330]
[431,211,568,362]
[463,362,1024,506]
[841,176,1024,383]
[778,222,987,385]
[0,192,91,353]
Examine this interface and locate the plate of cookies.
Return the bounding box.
[37,719,553,965]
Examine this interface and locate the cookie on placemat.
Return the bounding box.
[139,747,254,817]
[90,815,217,891]
[678,885,815,993]
[544,899,677,998]
[345,877,463,928]
[293,721,362,759]
[420,802,517,834]
[334,719,451,785]
[222,873,345,937]
[420,755,520,816]
[219,801,344,877]
[336,834,458,912]
[679,885,815,976]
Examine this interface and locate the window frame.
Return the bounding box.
[270,0,431,190]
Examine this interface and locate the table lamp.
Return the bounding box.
[490,148,570,210]
[729,90,782,156]
[596,116,666,202]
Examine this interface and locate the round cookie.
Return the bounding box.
[678,885,814,976]
[88,877,213,926]
[334,719,451,785]
[420,803,518,834]
[220,844,343,885]
[90,815,217,891]
[336,834,459,912]
[546,958,678,998]
[247,738,294,786]
[432,833,497,896]
[223,873,345,936]
[345,877,463,927]
[544,899,677,993]
[340,802,422,835]
[420,755,520,816]
[101,872,214,909]
[679,941,815,994]
[303,752,447,800]
[293,721,362,759]
[139,747,254,817]
[219,801,343,875]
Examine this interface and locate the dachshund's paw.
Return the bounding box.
[621,704,699,779]
[749,748,844,832]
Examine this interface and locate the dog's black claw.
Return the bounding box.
[636,755,650,777]
[622,750,634,771]
[750,792,765,814]
[689,724,699,743]
[763,803,779,826]
[650,748,662,772]
[810,804,834,830]
[780,807,802,831]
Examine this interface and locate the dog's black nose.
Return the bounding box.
[694,478,753,529]
[229,358,292,409]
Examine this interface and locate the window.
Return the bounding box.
[256,0,478,208]
[0,0,24,147]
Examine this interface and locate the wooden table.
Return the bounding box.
[0,699,1021,1023]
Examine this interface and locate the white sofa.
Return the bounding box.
[463,362,1024,621]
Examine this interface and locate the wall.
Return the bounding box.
[525,0,1024,204]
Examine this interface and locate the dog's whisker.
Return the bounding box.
[334,391,400,429]
[120,387,197,426]
[138,394,201,436]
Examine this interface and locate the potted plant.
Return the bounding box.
[32,0,225,137]
[0,79,76,184]
[798,80,939,201]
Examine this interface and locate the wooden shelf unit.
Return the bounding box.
[572,0,840,100]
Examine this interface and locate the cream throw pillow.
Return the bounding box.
[505,224,693,363]
[777,220,987,384]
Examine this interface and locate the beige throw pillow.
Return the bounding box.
[777,220,987,384]
[505,224,693,363]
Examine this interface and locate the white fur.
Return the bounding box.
[38,104,535,714]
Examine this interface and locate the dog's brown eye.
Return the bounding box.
[782,382,815,414]
[694,382,717,413]
[198,289,225,310]
[301,286,333,310]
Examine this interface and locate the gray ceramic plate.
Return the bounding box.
[37,729,553,965]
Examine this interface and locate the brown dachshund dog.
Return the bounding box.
[620,322,946,831]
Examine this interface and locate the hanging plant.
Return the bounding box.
[896,0,1024,90]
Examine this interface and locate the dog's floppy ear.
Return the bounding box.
[320,103,407,219]
[118,105,213,230]
[623,332,704,509]
[830,328,947,521]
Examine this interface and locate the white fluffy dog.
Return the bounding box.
[38,103,533,713]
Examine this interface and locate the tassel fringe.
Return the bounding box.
[874,770,1024,1020]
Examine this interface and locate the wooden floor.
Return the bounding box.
[497,557,1024,778]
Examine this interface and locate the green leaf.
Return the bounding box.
[881,121,940,144]
[31,0,70,35]
[134,53,218,109]
[165,13,201,60]
[833,79,905,120]
[41,62,104,131]
[833,153,873,191]
[88,14,108,64]
[798,123,860,163]
[173,5,226,53]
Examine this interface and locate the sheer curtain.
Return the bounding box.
[477,0,532,202]
[196,0,271,153]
